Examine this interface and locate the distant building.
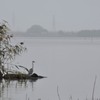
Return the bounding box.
[26,25,48,34]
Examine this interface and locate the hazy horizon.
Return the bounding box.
[0,0,100,32]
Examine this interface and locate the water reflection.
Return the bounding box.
[0,79,38,100]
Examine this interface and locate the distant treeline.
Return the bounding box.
[13,25,100,37]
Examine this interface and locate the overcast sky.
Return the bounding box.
[0,0,100,31]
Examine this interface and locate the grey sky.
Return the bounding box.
[0,0,100,31]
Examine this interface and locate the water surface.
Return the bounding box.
[0,37,100,100]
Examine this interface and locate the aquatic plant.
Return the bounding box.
[0,20,26,75]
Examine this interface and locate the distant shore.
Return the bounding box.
[11,25,100,38]
[12,30,100,38]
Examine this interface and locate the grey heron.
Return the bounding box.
[28,61,35,75]
[16,61,35,75]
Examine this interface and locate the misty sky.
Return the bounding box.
[0,0,100,31]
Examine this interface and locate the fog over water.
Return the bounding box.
[0,37,100,100]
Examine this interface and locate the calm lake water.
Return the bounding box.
[0,37,100,100]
